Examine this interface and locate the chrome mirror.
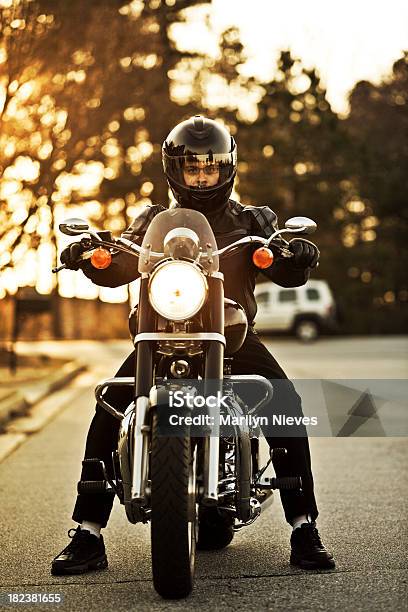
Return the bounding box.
[284,216,317,234]
[59,218,90,236]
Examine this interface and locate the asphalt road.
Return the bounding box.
[0,337,407,611]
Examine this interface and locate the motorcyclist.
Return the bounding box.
[51,116,335,576]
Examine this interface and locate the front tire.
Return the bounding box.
[150,412,197,599]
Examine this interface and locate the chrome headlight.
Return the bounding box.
[148,261,208,321]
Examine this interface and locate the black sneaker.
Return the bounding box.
[196,508,234,551]
[290,522,335,570]
[51,527,108,575]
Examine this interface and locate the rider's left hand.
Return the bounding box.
[289,238,320,269]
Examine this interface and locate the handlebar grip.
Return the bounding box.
[52,250,94,273]
[281,248,294,258]
[272,245,294,259]
[52,264,67,273]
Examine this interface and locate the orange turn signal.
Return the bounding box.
[252,247,274,269]
[91,248,112,269]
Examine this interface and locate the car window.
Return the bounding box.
[306,288,320,301]
[278,289,297,303]
[256,292,270,307]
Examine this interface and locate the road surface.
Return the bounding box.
[0,337,406,610]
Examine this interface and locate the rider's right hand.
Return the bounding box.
[60,242,87,270]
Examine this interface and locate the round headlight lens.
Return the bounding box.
[148,261,208,321]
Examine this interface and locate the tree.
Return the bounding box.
[187,30,407,332]
[0,0,207,310]
[191,41,351,309]
[341,52,408,331]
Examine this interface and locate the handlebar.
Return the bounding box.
[52,226,300,274]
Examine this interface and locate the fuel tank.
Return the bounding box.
[224,298,248,355]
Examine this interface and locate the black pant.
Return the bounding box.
[73,331,318,527]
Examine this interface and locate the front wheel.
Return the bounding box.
[150,412,197,599]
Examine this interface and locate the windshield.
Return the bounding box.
[138,208,219,273]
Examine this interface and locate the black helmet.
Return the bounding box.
[162,116,237,213]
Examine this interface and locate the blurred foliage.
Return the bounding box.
[0,0,203,293]
[187,30,408,334]
[0,1,406,333]
[337,53,408,332]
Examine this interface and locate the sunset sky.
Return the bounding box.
[175,0,408,114]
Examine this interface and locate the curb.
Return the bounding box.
[0,361,86,463]
[0,391,29,424]
[15,360,87,407]
[0,433,27,462]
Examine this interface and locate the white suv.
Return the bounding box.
[254,280,337,341]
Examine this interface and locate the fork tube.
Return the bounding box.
[131,276,154,505]
[135,276,154,396]
[203,276,224,505]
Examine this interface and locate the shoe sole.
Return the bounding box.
[290,555,336,570]
[51,554,108,576]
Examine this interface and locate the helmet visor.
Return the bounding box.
[163,151,237,192]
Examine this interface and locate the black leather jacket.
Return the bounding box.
[81,200,310,326]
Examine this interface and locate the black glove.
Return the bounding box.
[60,241,88,270]
[289,238,319,269]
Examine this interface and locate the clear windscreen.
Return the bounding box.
[138,208,219,273]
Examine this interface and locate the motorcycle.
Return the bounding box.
[53,208,316,599]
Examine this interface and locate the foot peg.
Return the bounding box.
[258,476,302,491]
[77,480,111,494]
[77,459,115,495]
